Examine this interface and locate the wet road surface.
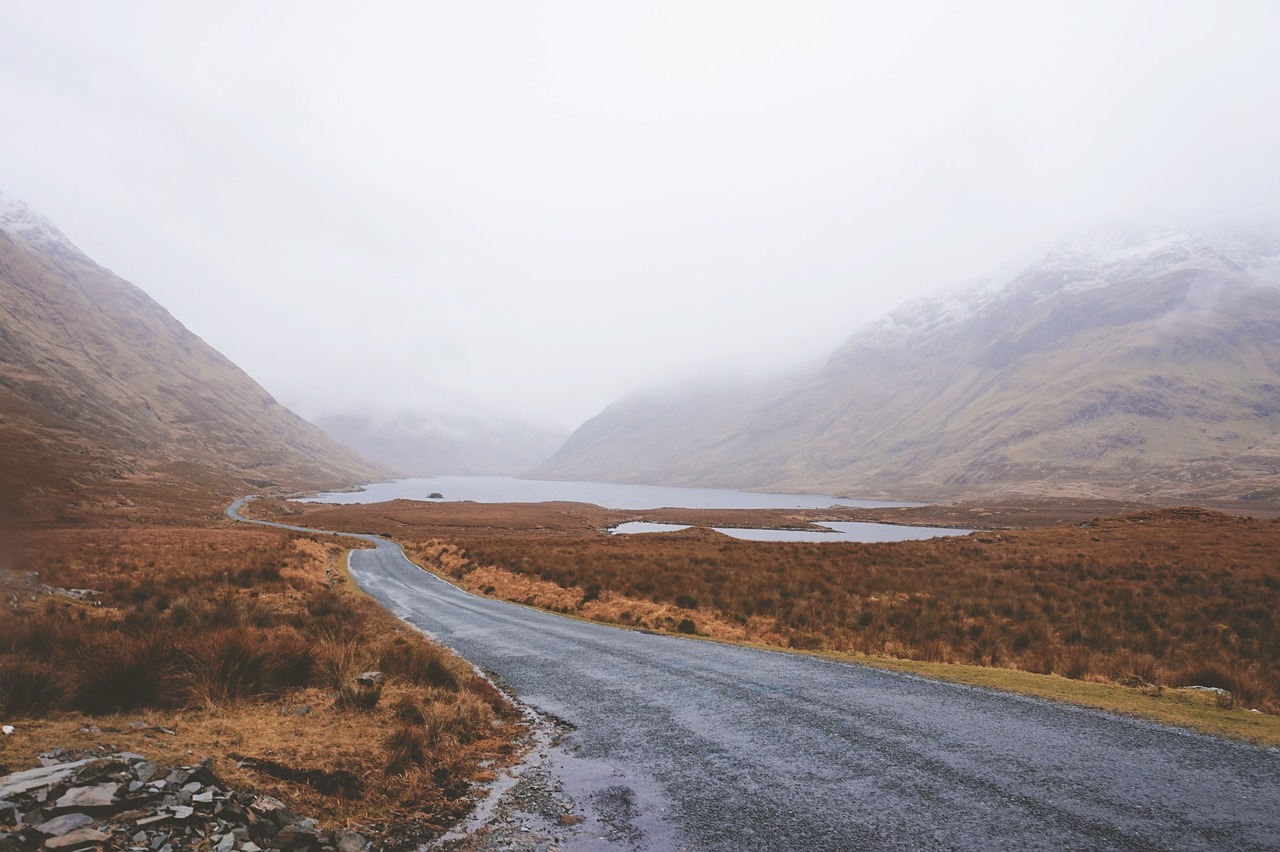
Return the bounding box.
[229,500,1280,850]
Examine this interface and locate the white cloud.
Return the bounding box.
[2,0,1278,427]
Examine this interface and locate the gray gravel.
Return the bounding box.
[230,501,1280,851]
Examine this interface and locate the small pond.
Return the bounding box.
[608,520,972,543]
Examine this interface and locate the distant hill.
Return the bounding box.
[314,406,567,477]
[537,226,1280,506]
[0,191,388,520]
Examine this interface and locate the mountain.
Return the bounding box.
[537,226,1280,505]
[314,404,567,477]
[0,191,388,520]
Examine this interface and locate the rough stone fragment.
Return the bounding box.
[249,796,286,817]
[0,760,92,798]
[43,826,110,848]
[53,783,119,811]
[34,812,94,837]
[355,671,386,688]
[274,824,319,849]
[135,813,171,827]
[133,763,158,784]
[336,831,366,852]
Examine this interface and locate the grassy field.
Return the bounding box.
[265,498,1280,741]
[0,506,526,846]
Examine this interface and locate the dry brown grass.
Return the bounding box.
[0,521,526,846]
[276,500,1280,715]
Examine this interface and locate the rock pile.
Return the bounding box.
[0,750,366,851]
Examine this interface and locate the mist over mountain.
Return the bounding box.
[314,401,567,477]
[0,191,387,519]
[537,225,1280,506]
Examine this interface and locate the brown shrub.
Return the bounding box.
[0,658,65,716]
[385,722,429,775]
[379,637,461,691]
[72,634,184,713]
[184,627,315,706]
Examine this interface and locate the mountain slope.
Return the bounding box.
[538,227,1280,504]
[0,192,387,519]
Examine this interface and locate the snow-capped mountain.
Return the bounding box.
[539,225,1280,505]
[0,190,75,252]
[854,225,1280,350]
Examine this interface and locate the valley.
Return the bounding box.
[233,496,1280,850]
[4,188,1280,848]
[248,495,1280,737]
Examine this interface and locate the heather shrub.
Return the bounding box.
[379,636,460,690]
[185,627,315,705]
[73,634,182,713]
[385,722,428,774]
[0,658,65,716]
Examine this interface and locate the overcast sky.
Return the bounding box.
[2,2,1279,428]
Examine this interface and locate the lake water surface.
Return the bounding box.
[303,475,919,511]
[610,520,972,543]
[301,476,971,542]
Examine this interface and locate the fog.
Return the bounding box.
[2,1,1278,430]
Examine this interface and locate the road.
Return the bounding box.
[228,499,1280,850]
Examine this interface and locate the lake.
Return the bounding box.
[301,476,970,542]
[609,520,972,543]
[301,475,919,511]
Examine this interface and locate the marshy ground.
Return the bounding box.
[255,496,1280,734]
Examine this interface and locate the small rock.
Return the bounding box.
[557,814,584,826]
[275,823,320,848]
[249,796,287,817]
[53,782,119,811]
[44,827,110,848]
[0,759,93,798]
[355,671,386,688]
[34,812,94,837]
[336,831,366,852]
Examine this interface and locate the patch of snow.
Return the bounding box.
[853,223,1280,348]
[0,190,74,251]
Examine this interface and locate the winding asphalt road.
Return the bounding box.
[228,499,1280,850]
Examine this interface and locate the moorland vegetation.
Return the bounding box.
[275,500,1280,715]
[0,516,523,845]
